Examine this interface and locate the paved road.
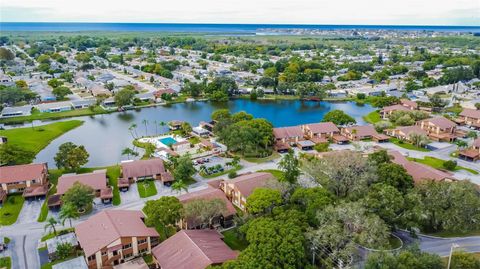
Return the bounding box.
[395,231,480,257]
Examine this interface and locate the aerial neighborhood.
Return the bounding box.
[0,27,480,269]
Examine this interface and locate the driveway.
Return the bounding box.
[119,183,141,204]
[16,199,43,225]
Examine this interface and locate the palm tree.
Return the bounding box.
[142,119,149,136]
[129,123,138,139]
[44,217,58,236]
[121,147,137,160]
[59,203,79,228]
[171,180,188,194]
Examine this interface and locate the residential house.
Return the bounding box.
[458,108,480,129]
[151,230,238,269]
[75,210,159,269]
[384,125,428,141]
[51,257,88,269]
[71,99,96,109]
[0,163,49,202]
[220,172,274,212]
[400,99,418,110]
[120,159,173,185]
[0,105,33,118]
[46,232,79,260]
[48,170,112,208]
[341,125,390,142]
[416,117,457,142]
[302,122,347,144]
[379,104,411,119]
[168,120,184,131]
[177,186,236,229]
[273,126,304,152]
[388,150,456,183]
[36,101,72,113]
[459,138,480,162]
[171,141,191,152]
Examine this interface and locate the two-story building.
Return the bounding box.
[416,117,457,142]
[273,126,304,152]
[458,108,480,129]
[75,210,159,269]
[219,172,274,212]
[384,125,428,141]
[0,163,49,203]
[177,186,236,229]
[48,170,113,209]
[120,158,173,186]
[301,122,347,144]
[341,125,390,142]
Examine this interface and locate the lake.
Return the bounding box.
[33,99,374,167]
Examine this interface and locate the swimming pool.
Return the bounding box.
[159,137,177,146]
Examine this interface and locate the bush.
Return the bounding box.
[314,142,330,152]
[228,171,237,179]
[443,160,457,171]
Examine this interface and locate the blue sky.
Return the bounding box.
[1,0,479,26]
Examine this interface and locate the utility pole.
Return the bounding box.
[447,243,458,269]
[311,245,317,266]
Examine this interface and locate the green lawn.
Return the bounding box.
[258,169,285,180]
[0,106,106,124]
[408,156,479,175]
[0,120,83,159]
[137,180,158,198]
[106,166,121,205]
[41,228,75,242]
[0,194,25,225]
[363,110,382,124]
[0,257,11,269]
[37,200,49,222]
[222,228,249,251]
[241,152,281,163]
[390,138,431,152]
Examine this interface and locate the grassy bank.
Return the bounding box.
[258,169,285,180]
[390,138,431,152]
[407,156,479,175]
[0,120,83,157]
[0,106,106,124]
[241,152,281,163]
[200,165,242,179]
[0,194,25,225]
[363,111,382,124]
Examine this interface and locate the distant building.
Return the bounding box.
[0,105,33,118]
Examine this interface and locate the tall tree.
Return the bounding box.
[246,188,283,214]
[44,217,58,236]
[59,202,79,227]
[61,182,94,210]
[173,155,196,182]
[54,142,89,171]
[278,149,301,185]
[143,196,184,237]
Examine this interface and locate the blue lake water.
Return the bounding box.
[1,22,478,33]
[33,99,374,167]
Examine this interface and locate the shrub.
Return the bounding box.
[314,142,330,152]
[228,171,237,179]
[443,160,457,171]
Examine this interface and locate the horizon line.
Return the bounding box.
[1,21,479,28]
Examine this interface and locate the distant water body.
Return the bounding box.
[1,22,479,33]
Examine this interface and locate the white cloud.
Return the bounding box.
[1,0,479,25]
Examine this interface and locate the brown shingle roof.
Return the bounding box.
[121,159,166,179]
[75,210,158,257]
[388,150,455,183]
[420,117,457,129]
[0,163,47,184]
[304,122,339,134]
[56,170,107,195]
[152,229,238,269]
[473,138,480,148]
[273,126,303,139]
[381,104,410,113]
[343,125,378,137]
[400,99,418,109]
[228,172,274,197]
[394,125,427,137]
[460,108,480,119]
[178,186,236,218]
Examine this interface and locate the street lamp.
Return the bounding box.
[447,243,459,269]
